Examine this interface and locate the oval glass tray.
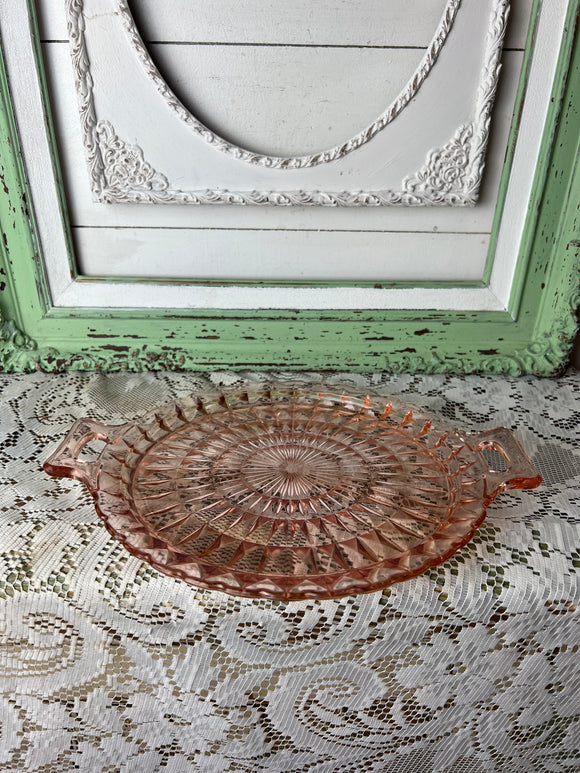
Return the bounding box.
[44,387,541,601]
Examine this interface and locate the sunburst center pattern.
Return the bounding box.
[128,400,454,571]
[241,441,341,498]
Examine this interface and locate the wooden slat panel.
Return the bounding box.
[42,43,522,233]
[127,0,450,47]
[38,0,534,50]
[146,43,422,156]
[74,227,489,281]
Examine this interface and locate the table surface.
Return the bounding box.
[1,371,578,773]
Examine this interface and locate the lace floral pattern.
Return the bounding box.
[1,371,578,772]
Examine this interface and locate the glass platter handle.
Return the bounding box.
[468,427,542,496]
[44,418,130,489]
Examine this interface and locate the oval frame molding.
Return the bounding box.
[65,0,510,206]
[117,0,462,170]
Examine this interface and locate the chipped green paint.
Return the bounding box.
[0,3,579,375]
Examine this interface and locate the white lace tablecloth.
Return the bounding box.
[1,371,578,773]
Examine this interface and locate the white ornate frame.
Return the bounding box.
[67,0,510,206]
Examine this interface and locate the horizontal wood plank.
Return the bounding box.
[146,43,423,156]
[42,43,522,234]
[128,0,451,48]
[74,227,489,282]
[38,0,534,50]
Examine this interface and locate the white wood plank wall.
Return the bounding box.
[37,0,533,283]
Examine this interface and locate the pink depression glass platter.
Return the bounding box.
[44,387,541,601]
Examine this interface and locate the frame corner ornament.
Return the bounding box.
[95,120,170,202]
[401,123,476,206]
[0,312,40,372]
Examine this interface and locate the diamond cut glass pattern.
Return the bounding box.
[44,388,542,600]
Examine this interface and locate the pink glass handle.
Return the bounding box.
[468,427,542,495]
[44,418,129,489]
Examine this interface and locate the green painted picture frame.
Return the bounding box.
[0,2,578,375]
